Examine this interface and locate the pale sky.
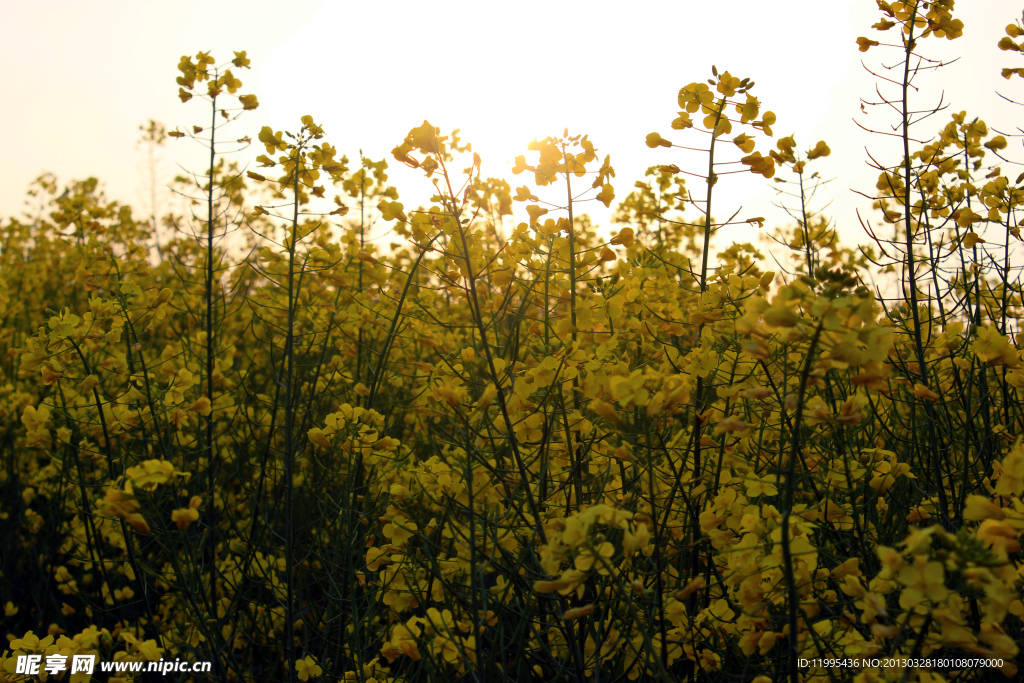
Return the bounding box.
[4,0,1021,253]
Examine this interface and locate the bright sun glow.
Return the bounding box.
[2,0,1019,247]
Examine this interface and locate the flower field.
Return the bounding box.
[4,2,1024,682]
